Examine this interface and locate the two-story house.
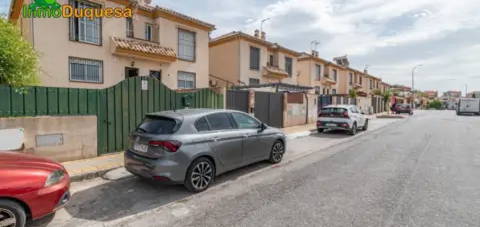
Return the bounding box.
[209,30,301,89]
[297,51,343,95]
[8,0,215,89]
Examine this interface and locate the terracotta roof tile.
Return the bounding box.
[111,37,176,58]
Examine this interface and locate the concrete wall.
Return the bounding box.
[356,96,372,114]
[283,93,318,128]
[18,0,210,90]
[0,116,97,162]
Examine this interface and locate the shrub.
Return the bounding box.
[0,18,39,87]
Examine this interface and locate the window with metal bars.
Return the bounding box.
[69,57,103,83]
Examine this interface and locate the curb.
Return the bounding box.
[69,119,397,182]
[69,168,121,182]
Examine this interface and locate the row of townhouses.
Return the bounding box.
[5,0,397,161]
[9,0,392,104]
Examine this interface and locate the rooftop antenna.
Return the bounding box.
[260,18,271,34]
[310,40,320,51]
[364,64,370,73]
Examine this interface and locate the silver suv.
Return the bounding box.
[125,109,286,192]
[317,105,368,135]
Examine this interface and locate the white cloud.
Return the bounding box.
[237,0,480,93]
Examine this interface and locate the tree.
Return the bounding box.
[349,88,357,99]
[427,100,443,110]
[382,89,393,111]
[0,18,39,87]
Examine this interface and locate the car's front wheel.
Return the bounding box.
[0,199,26,227]
[184,157,215,193]
[269,141,285,164]
[317,128,324,133]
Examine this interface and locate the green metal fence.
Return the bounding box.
[0,77,224,155]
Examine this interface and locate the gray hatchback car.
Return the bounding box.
[125,109,286,192]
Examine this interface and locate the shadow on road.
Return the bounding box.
[30,160,272,224]
[310,129,360,138]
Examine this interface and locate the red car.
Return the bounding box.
[0,151,70,227]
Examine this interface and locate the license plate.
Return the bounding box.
[326,123,337,127]
[134,143,149,153]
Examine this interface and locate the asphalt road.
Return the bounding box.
[171,110,480,227]
[32,110,480,227]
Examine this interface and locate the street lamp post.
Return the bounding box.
[260,18,270,34]
[411,64,423,110]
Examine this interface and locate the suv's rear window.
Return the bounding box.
[136,116,179,134]
[321,108,347,113]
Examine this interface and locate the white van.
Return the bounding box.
[457,98,480,115]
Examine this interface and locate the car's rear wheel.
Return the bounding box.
[348,123,357,135]
[269,141,285,164]
[184,157,215,193]
[0,200,26,227]
[362,120,369,131]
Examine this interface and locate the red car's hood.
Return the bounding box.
[0,151,64,171]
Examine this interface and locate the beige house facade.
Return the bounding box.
[297,52,342,95]
[209,31,301,89]
[9,0,214,89]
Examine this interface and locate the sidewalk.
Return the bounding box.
[63,123,318,182]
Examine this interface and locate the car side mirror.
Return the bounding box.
[258,123,267,132]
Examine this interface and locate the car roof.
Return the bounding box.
[147,108,242,119]
[323,105,354,109]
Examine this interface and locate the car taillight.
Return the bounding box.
[148,140,182,152]
[343,111,349,118]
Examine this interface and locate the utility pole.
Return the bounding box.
[465,84,468,97]
[411,64,423,110]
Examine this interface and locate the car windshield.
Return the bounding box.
[136,116,179,134]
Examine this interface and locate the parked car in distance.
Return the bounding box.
[0,151,70,227]
[317,105,368,136]
[393,103,413,115]
[125,109,286,193]
[457,98,480,115]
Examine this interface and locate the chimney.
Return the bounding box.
[311,50,319,57]
[142,0,152,5]
[261,31,266,40]
[364,69,368,73]
[254,29,260,38]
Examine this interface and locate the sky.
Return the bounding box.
[1,0,479,94]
